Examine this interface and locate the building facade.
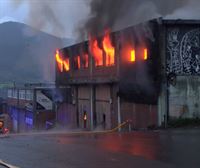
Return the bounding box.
[56,18,200,130]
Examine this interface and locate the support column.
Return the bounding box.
[158,83,168,127]
[90,85,93,130]
[117,96,121,132]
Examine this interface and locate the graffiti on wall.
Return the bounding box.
[167,28,200,75]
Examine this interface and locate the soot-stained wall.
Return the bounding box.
[119,21,161,104]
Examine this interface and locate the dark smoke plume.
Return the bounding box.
[11,0,65,37]
[77,0,190,40]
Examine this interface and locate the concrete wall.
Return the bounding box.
[165,24,200,119]
[169,76,200,118]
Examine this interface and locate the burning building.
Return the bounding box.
[56,18,200,130]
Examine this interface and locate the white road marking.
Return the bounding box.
[0,160,19,168]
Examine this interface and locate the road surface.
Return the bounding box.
[0,129,200,168]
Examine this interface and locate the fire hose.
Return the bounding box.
[63,120,130,135]
[4,120,130,137]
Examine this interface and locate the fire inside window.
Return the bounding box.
[129,48,148,62]
[130,49,136,62]
[90,39,103,67]
[63,58,70,71]
[144,48,148,60]
[55,50,70,72]
[74,56,81,69]
[55,50,63,72]
[82,53,89,68]
[103,30,115,66]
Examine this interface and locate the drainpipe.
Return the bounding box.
[117,95,121,132]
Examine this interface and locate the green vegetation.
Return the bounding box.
[168,118,200,128]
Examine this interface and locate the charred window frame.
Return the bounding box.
[56,49,70,72]
[73,55,81,70]
[89,38,104,67]
[82,53,89,68]
[81,42,89,69]
[62,51,70,72]
[64,57,70,71]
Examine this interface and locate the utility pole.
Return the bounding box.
[17,88,20,133]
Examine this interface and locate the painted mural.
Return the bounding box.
[167,28,200,75]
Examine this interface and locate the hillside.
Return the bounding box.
[0,21,73,83]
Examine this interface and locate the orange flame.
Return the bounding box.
[55,50,63,72]
[144,48,148,60]
[63,58,70,71]
[103,30,115,66]
[83,54,89,68]
[130,49,136,62]
[77,56,81,69]
[90,38,103,66]
[74,56,81,69]
[55,49,70,72]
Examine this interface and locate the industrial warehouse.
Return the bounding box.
[54,18,200,130]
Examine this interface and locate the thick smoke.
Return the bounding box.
[11,0,64,37]
[9,0,90,39]
[78,0,193,40]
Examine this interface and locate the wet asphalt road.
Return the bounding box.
[0,129,200,168]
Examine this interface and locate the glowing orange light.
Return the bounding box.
[55,49,70,72]
[63,58,70,71]
[144,48,148,60]
[83,54,89,68]
[74,56,81,69]
[130,49,136,62]
[89,38,103,66]
[77,56,81,69]
[103,30,115,66]
[55,50,63,72]
[84,114,87,121]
